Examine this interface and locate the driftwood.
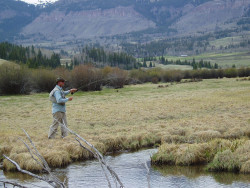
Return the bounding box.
[3,129,66,188]
[53,117,124,187]
[2,113,127,188]
[0,180,29,188]
[0,114,156,188]
[70,130,124,188]
[2,124,124,188]
[144,162,151,188]
[54,117,124,188]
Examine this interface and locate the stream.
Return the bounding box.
[0,149,250,188]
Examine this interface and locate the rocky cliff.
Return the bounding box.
[21,6,155,41]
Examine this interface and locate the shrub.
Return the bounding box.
[104,67,128,89]
[0,64,31,95]
[151,77,159,84]
[129,69,150,83]
[223,68,238,78]
[238,68,246,77]
[245,68,250,77]
[161,70,184,82]
[71,65,104,91]
[54,67,71,89]
[183,70,192,79]
[148,68,162,83]
[31,69,57,93]
[216,69,224,78]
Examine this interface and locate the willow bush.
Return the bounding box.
[0,64,31,95]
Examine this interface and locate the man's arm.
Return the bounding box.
[64,89,77,95]
[64,90,70,95]
[54,90,69,103]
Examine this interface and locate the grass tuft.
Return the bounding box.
[43,150,71,168]
[3,153,43,172]
[190,130,222,142]
[153,139,250,173]
[206,150,240,172]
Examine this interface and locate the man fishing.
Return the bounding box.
[48,77,77,139]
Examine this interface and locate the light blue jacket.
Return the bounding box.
[52,85,70,114]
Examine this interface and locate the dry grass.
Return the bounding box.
[0,78,249,172]
[152,139,250,173]
[206,150,241,172]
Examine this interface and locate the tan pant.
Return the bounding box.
[48,112,68,139]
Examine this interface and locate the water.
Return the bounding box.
[0,149,250,188]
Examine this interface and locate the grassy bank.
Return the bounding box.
[0,59,14,66]
[0,78,249,172]
[164,52,250,68]
[151,139,250,173]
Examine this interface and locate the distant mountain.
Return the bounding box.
[0,0,40,40]
[21,6,155,41]
[0,0,249,45]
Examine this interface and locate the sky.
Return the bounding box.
[18,0,59,5]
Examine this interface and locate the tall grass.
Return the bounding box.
[152,139,250,173]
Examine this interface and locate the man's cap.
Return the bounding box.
[56,77,66,83]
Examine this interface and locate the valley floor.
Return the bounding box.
[0,78,249,173]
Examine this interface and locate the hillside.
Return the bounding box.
[171,0,250,35]
[0,0,249,46]
[21,6,155,41]
[0,0,40,41]
[0,59,13,65]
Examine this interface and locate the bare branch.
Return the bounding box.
[75,138,96,157]
[21,129,65,187]
[72,128,124,187]
[53,117,124,188]
[3,154,55,187]
[75,138,112,188]
[18,137,45,172]
[0,180,29,188]
[3,129,66,188]
[144,162,151,188]
[21,128,51,172]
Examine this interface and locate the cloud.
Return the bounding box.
[17,0,58,5]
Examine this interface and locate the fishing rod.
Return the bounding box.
[71,76,142,95]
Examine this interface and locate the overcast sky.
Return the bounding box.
[18,0,58,5]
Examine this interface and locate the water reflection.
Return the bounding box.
[153,165,250,185]
[1,149,250,188]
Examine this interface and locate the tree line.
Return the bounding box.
[74,46,140,70]
[0,42,61,68]
[1,61,250,95]
[159,56,218,69]
[121,27,250,58]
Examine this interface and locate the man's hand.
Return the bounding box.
[68,97,73,101]
[70,88,78,94]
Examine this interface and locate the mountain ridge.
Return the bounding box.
[0,0,249,46]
